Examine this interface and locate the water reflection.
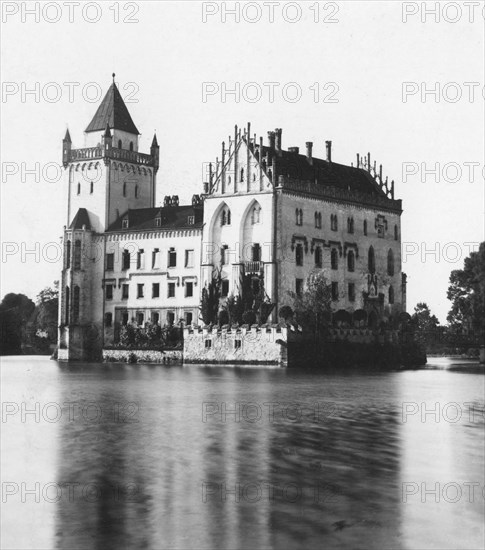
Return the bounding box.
[1,357,483,549]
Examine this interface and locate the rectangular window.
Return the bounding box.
[221,279,229,297]
[332,282,339,301]
[348,283,355,302]
[122,312,129,325]
[187,216,195,225]
[152,283,160,298]
[168,248,177,268]
[136,249,144,269]
[137,312,144,326]
[185,282,194,298]
[185,249,194,268]
[137,284,144,298]
[106,284,113,300]
[106,253,114,271]
[151,312,160,325]
[221,245,228,265]
[122,219,129,229]
[235,339,242,349]
[152,248,160,269]
[252,243,261,262]
[296,278,303,296]
[205,339,212,349]
[295,244,303,266]
[122,284,129,299]
[185,312,193,325]
[105,312,112,327]
[168,282,176,298]
[167,311,175,325]
[122,250,131,270]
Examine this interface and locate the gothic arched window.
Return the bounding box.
[90,181,93,194]
[118,139,122,149]
[240,168,244,182]
[77,183,81,195]
[73,285,80,322]
[129,141,134,151]
[364,220,368,235]
[347,250,355,272]
[295,244,304,266]
[315,246,322,268]
[331,248,338,270]
[347,217,354,234]
[65,286,70,325]
[394,224,398,241]
[221,206,231,226]
[123,183,126,197]
[387,249,394,276]
[331,214,338,231]
[368,246,376,274]
[135,185,138,199]
[66,240,71,269]
[389,285,394,304]
[73,240,82,270]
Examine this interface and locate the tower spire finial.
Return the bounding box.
[112,72,116,82]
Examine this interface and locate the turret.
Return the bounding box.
[62,129,71,168]
[102,123,112,151]
[151,133,159,173]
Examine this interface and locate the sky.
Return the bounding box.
[1,0,484,322]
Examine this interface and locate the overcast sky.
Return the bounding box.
[1,1,483,322]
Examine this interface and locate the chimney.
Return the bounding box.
[267,131,275,149]
[306,142,313,163]
[288,147,299,154]
[325,140,332,162]
[275,128,282,152]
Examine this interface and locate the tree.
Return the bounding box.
[411,302,442,350]
[200,270,222,325]
[287,271,332,334]
[447,242,485,338]
[0,293,35,355]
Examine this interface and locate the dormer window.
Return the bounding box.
[155,217,161,227]
[187,215,195,225]
[122,219,129,229]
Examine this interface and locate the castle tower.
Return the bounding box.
[58,75,159,360]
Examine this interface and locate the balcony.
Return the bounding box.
[244,261,263,274]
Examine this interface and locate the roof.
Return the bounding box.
[259,145,384,196]
[70,208,92,230]
[108,205,203,232]
[85,82,140,134]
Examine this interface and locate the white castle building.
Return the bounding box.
[58,77,406,360]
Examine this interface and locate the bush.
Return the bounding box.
[242,310,256,326]
[218,310,229,326]
[279,306,293,321]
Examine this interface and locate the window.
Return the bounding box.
[123,183,126,197]
[296,278,304,296]
[185,249,194,268]
[251,206,261,224]
[152,283,160,298]
[151,312,160,325]
[73,285,80,321]
[240,168,244,182]
[168,248,177,268]
[221,207,231,226]
[185,282,194,297]
[122,284,129,299]
[394,225,398,241]
[136,249,144,270]
[118,139,122,149]
[295,244,304,266]
[235,339,242,349]
[155,217,161,227]
[331,248,338,270]
[252,243,261,262]
[205,339,212,349]
[185,312,193,325]
[315,247,322,268]
[66,240,71,269]
[122,249,130,270]
[122,219,129,229]
[74,240,82,270]
[122,312,129,325]
[387,249,395,276]
[364,220,368,235]
[65,286,70,325]
[90,181,93,194]
[152,248,160,269]
[348,283,355,302]
[368,246,376,274]
[347,250,355,272]
[187,215,195,225]
[389,286,395,304]
[168,282,176,298]
[135,185,138,199]
[106,253,114,271]
[77,183,81,195]
[331,282,339,301]
[331,214,338,231]
[315,212,322,229]
[347,217,354,234]
[129,141,133,151]
[137,312,144,326]
[105,312,113,327]
[137,284,144,298]
[221,245,229,265]
[221,279,229,297]
[106,284,113,300]
[295,208,303,226]
[167,312,175,325]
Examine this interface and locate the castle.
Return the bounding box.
[58,77,406,361]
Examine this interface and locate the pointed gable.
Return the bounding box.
[85,82,139,135]
[69,208,92,230]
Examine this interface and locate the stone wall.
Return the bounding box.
[183,325,292,365]
[102,349,182,363]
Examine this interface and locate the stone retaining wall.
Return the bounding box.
[102,349,182,363]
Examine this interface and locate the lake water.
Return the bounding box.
[1,356,484,550]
